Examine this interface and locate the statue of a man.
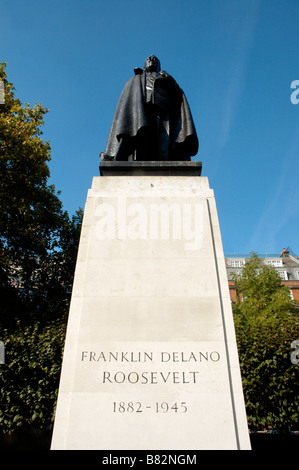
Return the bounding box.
[101,55,198,161]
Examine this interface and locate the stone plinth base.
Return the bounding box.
[99,160,202,176]
[51,172,250,450]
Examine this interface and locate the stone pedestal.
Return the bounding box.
[51,164,251,450]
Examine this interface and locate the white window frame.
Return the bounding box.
[289,289,294,300]
[265,259,283,267]
[227,260,245,268]
[278,270,288,280]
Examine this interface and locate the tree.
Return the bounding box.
[232,253,299,432]
[0,62,79,316]
[0,320,66,438]
[0,62,82,443]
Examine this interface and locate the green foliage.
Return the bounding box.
[233,253,299,431]
[0,62,82,325]
[0,320,66,433]
[0,62,82,438]
[0,62,55,258]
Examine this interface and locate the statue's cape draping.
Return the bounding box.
[104,71,199,160]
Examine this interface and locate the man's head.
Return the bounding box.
[144,55,161,73]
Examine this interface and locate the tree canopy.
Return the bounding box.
[0,62,82,442]
[232,253,299,432]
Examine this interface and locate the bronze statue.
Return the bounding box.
[101,55,198,162]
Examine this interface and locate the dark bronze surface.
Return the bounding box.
[100,55,199,162]
[99,160,202,176]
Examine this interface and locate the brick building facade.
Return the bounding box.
[225,249,299,303]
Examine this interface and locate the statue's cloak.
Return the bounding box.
[104,71,199,160]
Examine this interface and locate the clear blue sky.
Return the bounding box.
[1,0,299,255]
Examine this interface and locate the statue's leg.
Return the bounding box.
[156,115,170,161]
[114,137,135,161]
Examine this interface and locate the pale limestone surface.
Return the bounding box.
[51,176,251,450]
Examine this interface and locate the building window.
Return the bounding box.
[278,271,288,280]
[265,259,283,267]
[227,260,245,268]
[289,289,294,300]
